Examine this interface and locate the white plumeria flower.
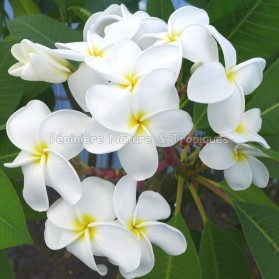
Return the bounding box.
[9,39,72,83]
[54,32,110,112]
[86,38,182,89]
[4,100,91,211]
[45,177,141,276]
[210,108,270,149]
[84,69,193,180]
[139,6,219,63]
[83,4,166,44]
[199,139,269,190]
[188,26,266,104]
[113,176,187,278]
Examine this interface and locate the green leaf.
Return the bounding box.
[260,157,279,180]
[193,103,209,129]
[187,0,210,9]
[8,14,82,48]
[246,59,279,136]
[220,182,278,209]
[86,0,121,13]
[206,0,279,62]
[0,41,26,127]
[0,168,32,249]
[199,220,250,279]
[68,6,92,22]
[9,0,40,17]
[146,0,174,22]
[234,202,279,279]
[143,213,201,279]
[0,251,15,279]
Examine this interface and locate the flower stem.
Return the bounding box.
[179,97,189,109]
[188,181,207,224]
[175,175,184,214]
[196,176,233,205]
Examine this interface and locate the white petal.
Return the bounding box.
[147,109,193,147]
[92,223,141,273]
[143,222,186,255]
[113,175,137,227]
[208,25,237,70]
[169,6,209,33]
[68,63,107,111]
[83,120,128,154]
[47,198,77,230]
[83,12,102,40]
[134,69,179,115]
[53,43,88,61]
[242,108,262,132]
[187,62,234,104]
[224,159,252,190]
[105,18,141,43]
[111,39,141,76]
[180,25,218,63]
[233,58,266,95]
[39,109,91,159]
[45,150,82,205]
[118,133,158,181]
[208,86,245,133]
[6,100,50,150]
[120,235,154,279]
[134,191,170,222]
[29,53,69,83]
[86,85,133,133]
[239,144,267,157]
[243,131,270,149]
[44,220,81,250]
[4,150,36,168]
[76,177,115,221]
[67,230,107,275]
[22,155,48,212]
[11,43,26,62]
[246,157,269,188]
[199,140,236,170]
[134,44,182,80]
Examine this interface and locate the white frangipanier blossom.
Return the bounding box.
[139,6,219,63]
[4,100,91,211]
[113,176,187,278]
[83,4,166,44]
[199,139,269,190]
[54,32,110,112]
[8,39,72,83]
[85,38,182,88]
[45,177,141,276]
[84,69,193,180]
[210,108,270,149]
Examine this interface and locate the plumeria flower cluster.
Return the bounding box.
[6,3,270,278]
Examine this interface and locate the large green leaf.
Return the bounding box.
[10,0,40,17]
[206,0,279,62]
[68,6,92,22]
[0,251,15,279]
[0,168,32,249]
[247,59,279,136]
[199,220,250,279]
[0,41,25,127]
[234,202,279,279]
[193,103,209,129]
[146,0,174,22]
[86,0,121,13]
[7,14,82,48]
[143,213,201,279]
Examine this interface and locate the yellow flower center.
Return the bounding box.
[33,141,49,164]
[129,111,150,135]
[235,123,246,133]
[73,215,97,241]
[165,31,181,43]
[120,72,139,91]
[87,46,104,58]
[226,69,237,83]
[233,149,247,162]
[128,219,147,240]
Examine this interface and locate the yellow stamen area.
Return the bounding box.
[165,31,181,43]
[233,149,247,162]
[74,215,97,241]
[226,70,237,83]
[235,123,246,133]
[128,219,147,240]
[120,72,139,91]
[87,47,105,58]
[129,111,150,136]
[33,141,49,164]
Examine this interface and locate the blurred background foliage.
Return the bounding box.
[0,0,278,278]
